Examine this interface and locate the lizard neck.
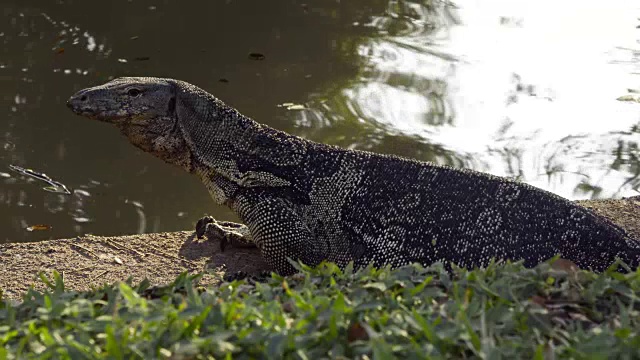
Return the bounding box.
[183,110,306,192]
[173,80,308,190]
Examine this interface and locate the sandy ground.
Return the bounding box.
[0,230,268,300]
[1,196,639,300]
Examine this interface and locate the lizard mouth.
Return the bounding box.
[66,92,121,123]
[67,92,99,117]
[66,103,97,118]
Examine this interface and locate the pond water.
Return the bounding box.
[1,0,638,243]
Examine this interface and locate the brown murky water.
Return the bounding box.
[1,0,639,243]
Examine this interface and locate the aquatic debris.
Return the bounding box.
[248,52,265,60]
[9,164,71,195]
[26,224,52,232]
[278,102,306,110]
[74,189,91,197]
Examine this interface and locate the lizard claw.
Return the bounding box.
[195,216,230,251]
[194,216,256,252]
[195,216,215,239]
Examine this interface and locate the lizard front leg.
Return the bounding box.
[236,195,326,276]
[195,216,256,251]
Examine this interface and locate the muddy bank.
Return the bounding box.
[1,196,640,300]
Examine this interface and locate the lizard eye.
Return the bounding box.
[127,88,142,97]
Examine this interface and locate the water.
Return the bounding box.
[0,0,638,243]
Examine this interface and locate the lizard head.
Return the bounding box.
[67,77,194,170]
[67,77,179,122]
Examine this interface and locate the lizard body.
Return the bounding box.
[67,77,640,275]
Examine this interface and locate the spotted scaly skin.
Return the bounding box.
[67,77,640,275]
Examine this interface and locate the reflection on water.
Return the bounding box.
[0,0,638,243]
[294,0,640,200]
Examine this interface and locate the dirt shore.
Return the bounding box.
[0,230,268,300]
[1,196,640,300]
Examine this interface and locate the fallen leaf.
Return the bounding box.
[26,224,52,232]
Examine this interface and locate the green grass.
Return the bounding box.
[2,259,640,359]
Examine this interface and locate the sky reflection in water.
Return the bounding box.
[300,0,640,199]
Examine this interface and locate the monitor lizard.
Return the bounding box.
[67,77,640,275]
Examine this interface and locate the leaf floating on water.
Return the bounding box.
[125,200,144,209]
[9,164,71,195]
[277,102,306,110]
[248,52,265,60]
[74,189,91,197]
[26,224,52,232]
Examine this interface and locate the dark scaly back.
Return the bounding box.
[331,152,640,271]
